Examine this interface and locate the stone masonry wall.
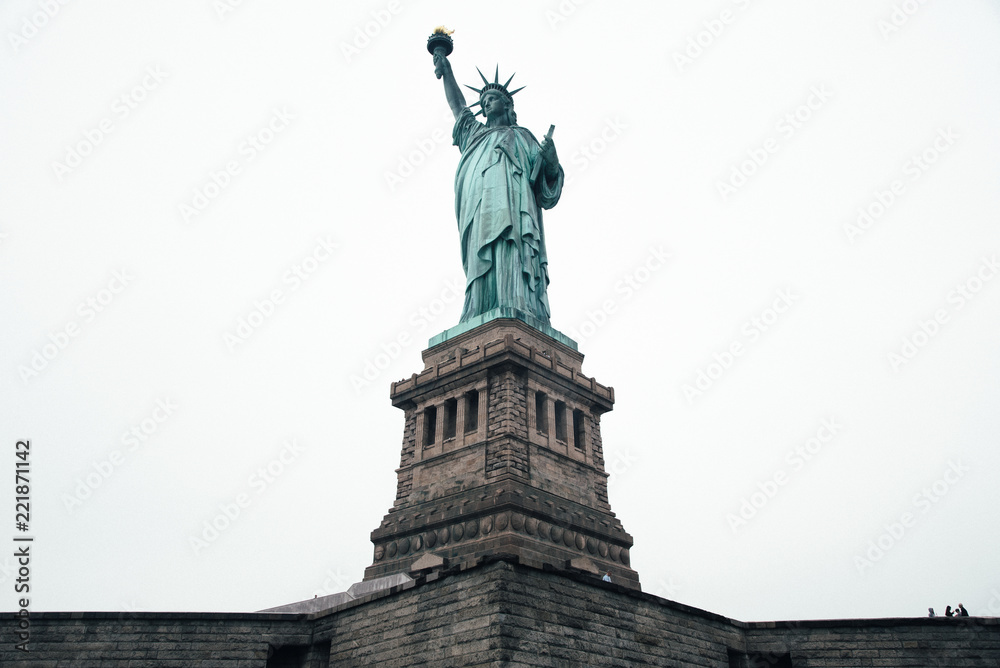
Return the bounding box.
[589,411,611,509]
[486,435,530,482]
[491,560,745,666]
[487,367,529,441]
[4,559,997,666]
[394,409,416,502]
[743,616,1000,667]
[311,558,747,667]
[0,611,317,667]
[326,562,1000,667]
[486,367,530,481]
[314,566,504,667]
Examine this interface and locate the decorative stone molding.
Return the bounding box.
[371,509,632,570]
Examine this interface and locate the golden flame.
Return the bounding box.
[432,26,455,35]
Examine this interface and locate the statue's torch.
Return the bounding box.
[427,27,454,79]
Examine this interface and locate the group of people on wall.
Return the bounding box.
[928,604,970,617]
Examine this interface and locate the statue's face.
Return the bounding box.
[482,92,507,121]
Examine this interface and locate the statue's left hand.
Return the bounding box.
[541,138,559,177]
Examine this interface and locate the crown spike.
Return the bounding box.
[465,66,524,108]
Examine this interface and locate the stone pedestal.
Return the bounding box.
[364,316,640,589]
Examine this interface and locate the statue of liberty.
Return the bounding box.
[431,36,564,326]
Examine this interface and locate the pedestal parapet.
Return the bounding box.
[365,316,639,589]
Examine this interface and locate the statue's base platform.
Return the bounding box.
[372,316,638,590]
[428,306,577,351]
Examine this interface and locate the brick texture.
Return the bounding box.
[487,367,529,441]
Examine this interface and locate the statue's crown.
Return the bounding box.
[466,66,524,116]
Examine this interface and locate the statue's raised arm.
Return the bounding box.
[433,52,468,120]
[429,28,466,119]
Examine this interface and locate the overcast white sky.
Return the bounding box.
[2,0,999,623]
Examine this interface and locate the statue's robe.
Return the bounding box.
[453,108,563,324]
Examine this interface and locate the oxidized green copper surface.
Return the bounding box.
[432,44,564,328]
